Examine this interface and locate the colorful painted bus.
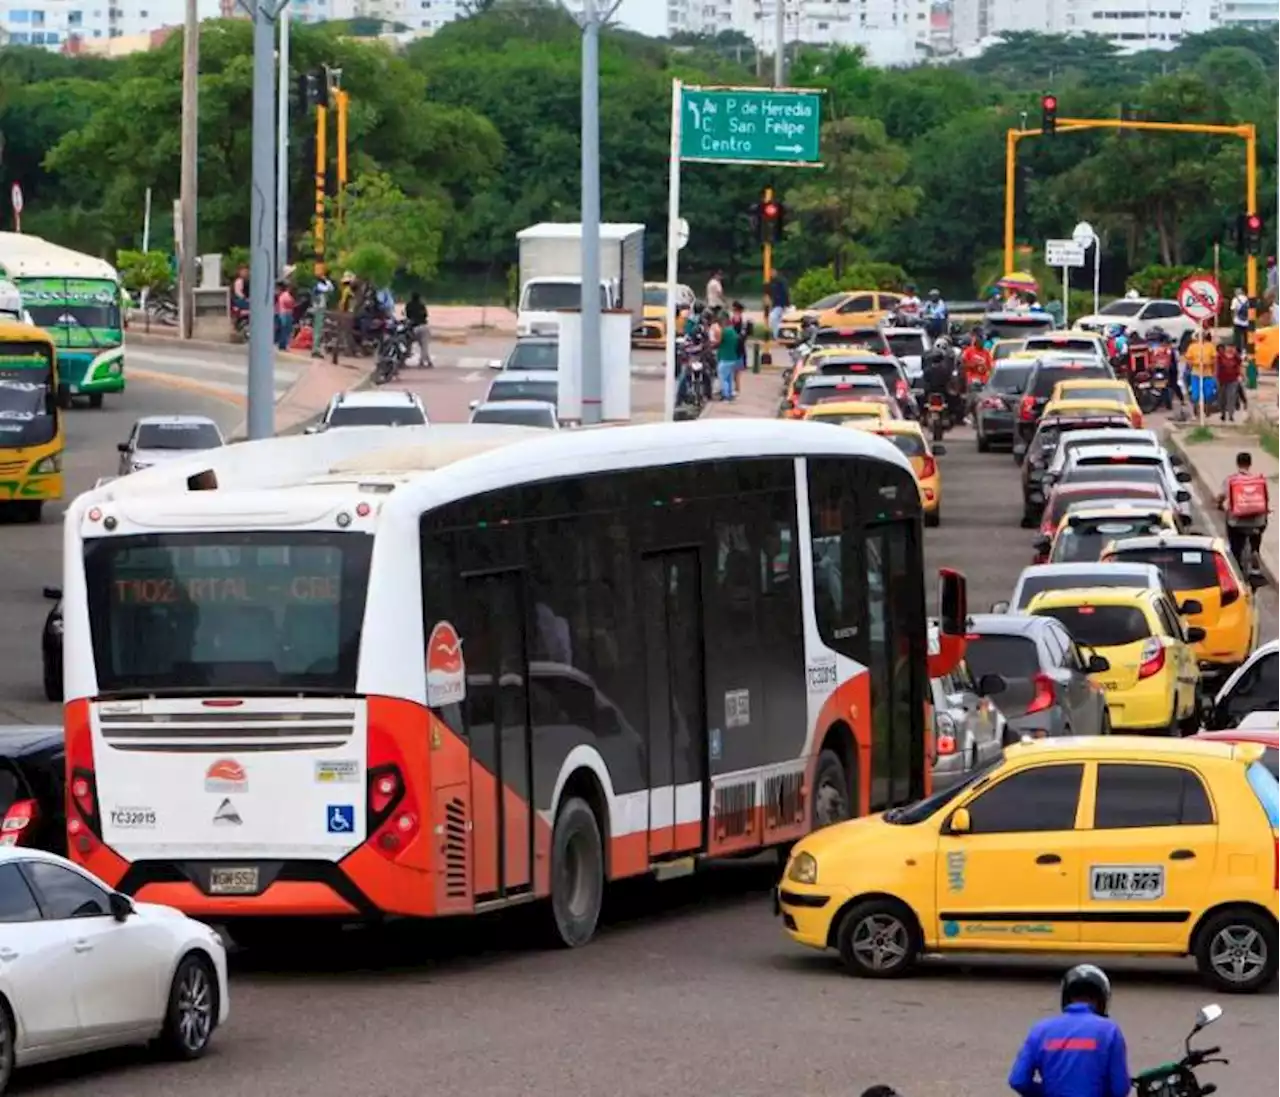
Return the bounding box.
[60,421,967,947]
[0,233,124,407]
[0,321,64,520]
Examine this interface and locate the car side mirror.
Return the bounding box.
[976,673,1006,697]
[1176,469,1192,483]
[43,586,61,600]
[947,807,971,835]
[1176,489,1191,503]
[1248,572,1267,590]
[1169,453,1185,466]
[1178,598,1203,616]
[468,400,480,411]
[1033,534,1051,553]
[990,600,1010,614]
[108,892,133,922]
[304,425,319,435]
[116,441,129,453]
[1185,626,1207,643]
[487,359,502,370]
[1086,653,1111,673]
[932,443,947,456]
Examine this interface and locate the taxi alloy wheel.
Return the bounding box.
[837,899,919,979]
[1196,908,1278,993]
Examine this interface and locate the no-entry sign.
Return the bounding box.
[1177,274,1221,323]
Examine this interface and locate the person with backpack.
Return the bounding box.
[1216,450,1270,577]
[1215,341,1243,422]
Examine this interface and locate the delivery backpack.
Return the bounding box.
[1227,473,1269,519]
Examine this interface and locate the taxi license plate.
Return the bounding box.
[1100,681,1119,691]
[209,867,259,895]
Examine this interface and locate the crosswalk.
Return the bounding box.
[125,346,303,403]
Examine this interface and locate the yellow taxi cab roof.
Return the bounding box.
[1101,532,1226,554]
[807,400,889,417]
[1026,585,1154,610]
[868,418,927,438]
[1043,398,1128,416]
[0,319,52,342]
[1057,502,1175,528]
[1003,734,1259,765]
[1056,378,1129,391]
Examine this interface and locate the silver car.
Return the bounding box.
[117,415,224,475]
[469,399,559,429]
[930,659,1004,790]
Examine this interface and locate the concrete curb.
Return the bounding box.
[1162,424,1278,587]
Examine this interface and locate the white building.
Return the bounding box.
[952,0,1241,52]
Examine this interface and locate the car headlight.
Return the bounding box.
[787,851,818,885]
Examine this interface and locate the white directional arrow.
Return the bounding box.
[775,144,804,153]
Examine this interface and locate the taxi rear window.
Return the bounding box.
[1247,760,1278,825]
[1032,364,1111,397]
[881,432,927,458]
[1035,605,1150,647]
[799,382,877,407]
[1108,547,1218,590]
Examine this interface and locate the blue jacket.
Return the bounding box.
[1009,1003,1130,1097]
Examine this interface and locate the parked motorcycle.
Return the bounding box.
[231,308,250,344]
[373,320,412,385]
[1133,1003,1227,1097]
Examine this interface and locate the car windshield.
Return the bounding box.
[886,333,926,358]
[524,283,607,311]
[1264,749,1279,781]
[1052,520,1169,563]
[1032,364,1111,397]
[643,287,667,306]
[1034,604,1151,647]
[800,382,880,407]
[472,406,555,427]
[883,756,1004,825]
[964,634,1041,678]
[1015,571,1147,610]
[327,406,425,427]
[813,330,884,350]
[83,531,373,694]
[1107,546,1219,590]
[0,341,56,449]
[136,422,222,450]
[1029,338,1101,355]
[985,317,1056,340]
[989,364,1032,393]
[489,379,558,405]
[1100,300,1144,317]
[506,342,559,371]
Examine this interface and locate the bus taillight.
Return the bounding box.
[68,766,103,854]
[366,730,421,859]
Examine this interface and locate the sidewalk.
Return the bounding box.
[699,354,784,420]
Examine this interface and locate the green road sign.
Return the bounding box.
[679,87,822,166]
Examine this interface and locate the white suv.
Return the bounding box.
[1074,298,1198,346]
[312,390,428,432]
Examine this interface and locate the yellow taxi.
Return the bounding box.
[777,290,902,344]
[777,736,1279,993]
[846,418,944,527]
[1025,587,1202,735]
[1051,378,1142,427]
[991,339,1028,362]
[1043,503,1179,564]
[1040,396,1137,423]
[804,400,892,427]
[1099,533,1260,685]
[779,348,898,419]
[1255,324,1277,371]
[633,282,695,348]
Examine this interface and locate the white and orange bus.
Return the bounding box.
[60,420,967,947]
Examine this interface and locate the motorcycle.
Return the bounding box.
[373,320,411,385]
[1132,1002,1227,1097]
[1132,366,1169,414]
[674,336,708,412]
[921,391,950,442]
[231,307,250,344]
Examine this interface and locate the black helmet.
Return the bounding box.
[1061,963,1111,1016]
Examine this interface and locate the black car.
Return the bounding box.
[1013,359,1116,456]
[42,586,61,702]
[974,360,1034,452]
[0,725,66,854]
[980,311,1058,344]
[1018,412,1133,526]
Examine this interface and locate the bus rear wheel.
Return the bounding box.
[547,796,604,949]
[87,394,104,408]
[812,748,851,830]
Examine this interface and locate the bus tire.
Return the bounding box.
[812,748,851,830]
[87,394,104,409]
[547,795,604,949]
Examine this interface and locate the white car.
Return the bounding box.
[1060,442,1192,527]
[469,399,559,429]
[1074,297,1197,345]
[996,561,1175,614]
[881,326,930,385]
[310,390,428,432]
[117,415,225,476]
[469,369,559,414]
[1042,427,1160,485]
[0,847,228,1092]
[1205,639,1278,731]
[1021,331,1108,363]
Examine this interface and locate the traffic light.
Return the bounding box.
[1244,212,1263,256]
[298,71,321,109]
[1041,93,1057,135]
[761,197,785,242]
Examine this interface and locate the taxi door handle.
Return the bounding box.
[1169,849,1196,860]
[1036,853,1061,865]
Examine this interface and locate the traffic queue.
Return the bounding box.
[776,294,1277,997]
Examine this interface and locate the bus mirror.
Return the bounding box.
[938,568,967,636]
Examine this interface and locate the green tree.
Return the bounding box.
[324,171,445,281]
[116,248,174,332]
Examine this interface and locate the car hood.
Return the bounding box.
[792,811,928,865]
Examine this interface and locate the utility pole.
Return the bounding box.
[242,0,289,440]
[773,0,785,87]
[275,5,289,277]
[579,0,602,425]
[178,0,199,339]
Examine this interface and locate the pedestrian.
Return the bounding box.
[766,270,790,339]
[230,265,250,312]
[715,306,740,401]
[310,265,334,359]
[1216,450,1270,577]
[274,281,295,351]
[405,291,433,368]
[730,300,749,374]
[1009,965,1129,1097]
[1230,286,1250,353]
[705,269,725,311]
[1215,341,1242,422]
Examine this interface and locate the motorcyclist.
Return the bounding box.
[898,283,922,318]
[922,289,948,338]
[1104,324,1129,376]
[921,342,954,426]
[1144,326,1183,408]
[1008,965,1129,1097]
[1216,449,1269,576]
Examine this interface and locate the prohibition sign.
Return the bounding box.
[1177,275,1221,323]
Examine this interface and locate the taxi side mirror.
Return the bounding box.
[947,807,971,835]
[468,399,480,411]
[1178,598,1203,616]
[1175,469,1192,483]
[990,600,1011,614]
[1185,626,1207,644]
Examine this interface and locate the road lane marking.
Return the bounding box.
[128,368,247,407]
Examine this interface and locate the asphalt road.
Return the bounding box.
[0,375,243,724]
[5,400,1275,1097]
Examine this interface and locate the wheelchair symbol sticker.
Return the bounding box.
[327,804,355,834]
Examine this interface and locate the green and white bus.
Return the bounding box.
[0,232,125,407]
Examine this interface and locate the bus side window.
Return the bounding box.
[807,459,863,659]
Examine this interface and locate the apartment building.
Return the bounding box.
[952,0,1241,52]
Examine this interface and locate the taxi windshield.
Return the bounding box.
[883,757,1003,825]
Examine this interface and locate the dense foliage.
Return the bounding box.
[0,0,1274,298]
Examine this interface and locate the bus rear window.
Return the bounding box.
[1034,605,1150,647]
[83,532,373,694]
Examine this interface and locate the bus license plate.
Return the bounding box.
[209,867,259,895]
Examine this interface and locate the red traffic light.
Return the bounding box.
[763,202,780,220]
[1042,95,1057,110]
[1247,214,1262,230]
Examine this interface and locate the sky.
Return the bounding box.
[613,0,665,37]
